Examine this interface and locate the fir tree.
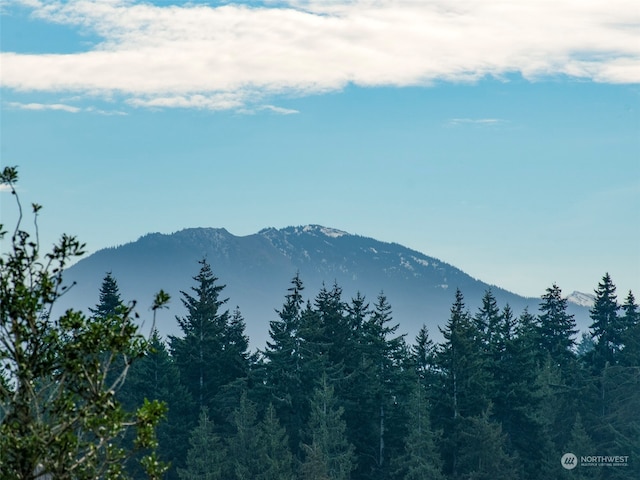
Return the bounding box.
[257,404,295,480]
[263,273,306,452]
[170,259,249,427]
[619,291,639,367]
[178,409,226,480]
[391,382,445,480]
[474,289,502,354]
[227,392,261,480]
[300,374,356,480]
[435,289,491,476]
[89,271,125,318]
[589,273,621,368]
[412,324,438,396]
[119,331,195,479]
[170,259,229,411]
[562,414,598,480]
[455,409,518,480]
[359,292,409,477]
[538,283,577,367]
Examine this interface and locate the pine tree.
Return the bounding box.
[227,392,261,480]
[436,289,490,421]
[358,292,409,478]
[491,305,548,480]
[538,283,577,367]
[170,259,229,411]
[300,374,356,480]
[89,271,125,318]
[412,324,438,395]
[562,414,598,480]
[435,289,490,477]
[391,382,445,480]
[257,404,295,480]
[589,273,621,368]
[178,409,226,480]
[474,289,502,354]
[170,259,249,427]
[119,331,195,479]
[455,409,518,480]
[263,273,306,453]
[619,291,639,367]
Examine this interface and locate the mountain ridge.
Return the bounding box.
[58,225,591,348]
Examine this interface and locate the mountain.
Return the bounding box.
[57,225,590,348]
[566,291,596,308]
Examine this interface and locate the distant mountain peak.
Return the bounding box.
[260,225,349,238]
[566,291,596,308]
[301,225,349,238]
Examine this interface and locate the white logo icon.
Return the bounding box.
[561,453,578,470]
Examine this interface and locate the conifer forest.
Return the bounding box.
[1,167,638,479]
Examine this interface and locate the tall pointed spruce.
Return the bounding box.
[264,273,305,452]
[538,283,577,367]
[589,273,621,368]
[177,409,226,480]
[299,374,356,480]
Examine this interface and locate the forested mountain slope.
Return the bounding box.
[59,225,589,346]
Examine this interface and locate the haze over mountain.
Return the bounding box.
[58,225,590,348]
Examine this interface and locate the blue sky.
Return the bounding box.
[1,0,639,299]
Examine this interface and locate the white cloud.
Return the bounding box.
[447,118,506,126]
[6,102,82,113]
[1,0,638,111]
[6,101,127,115]
[258,105,300,115]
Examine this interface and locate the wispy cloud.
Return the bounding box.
[6,101,127,115]
[7,102,82,113]
[258,105,300,115]
[1,0,638,111]
[447,118,507,127]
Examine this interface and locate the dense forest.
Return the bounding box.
[100,259,638,480]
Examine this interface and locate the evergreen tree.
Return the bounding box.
[119,331,195,479]
[412,324,438,396]
[436,289,490,421]
[300,374,356,480]
[170,259,229,410]
[257,404,295,480]
[263,273,306,453]
[227,392,261,480]
[89,271,125,318]
[589,273,621,368]
[357,292,409,478]
[576,332,596,358]
[178,409,226,480]
[435,289,490,477]
[170,259,249,427]
[538,283,577,367]
[224,308,251,384]
[491,306,548,480]
[474,289,502,355]
[619,291,639,367]
[391,382,445,480]
[534,356,577,475]
[562,414,598,480]
[455,409,518,480]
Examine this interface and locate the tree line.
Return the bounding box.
[106,259,638,480]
